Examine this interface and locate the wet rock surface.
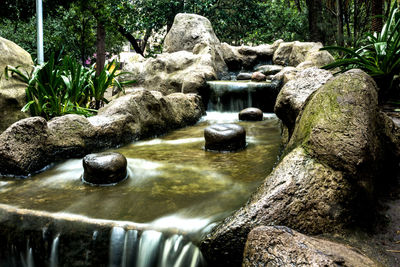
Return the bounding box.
[238,108,263,121]
[204,124,246,152]
[82,152,128,185]
[201,70,400,266]
[243,226,379,267]
[236,72,253,80]
[0,90,204,176]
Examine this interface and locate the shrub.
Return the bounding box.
[4,54,135,119]
[321,3,400,101]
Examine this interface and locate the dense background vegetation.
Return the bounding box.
[1,0,396,63]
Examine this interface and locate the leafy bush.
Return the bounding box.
[4,54,134,119]
[321,3,400,100]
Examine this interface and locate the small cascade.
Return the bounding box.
[108,227,205,267]
[49,234,60,267]
[206,80,280,112]
[20,240,35,267]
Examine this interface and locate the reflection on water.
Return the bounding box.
[0,112,281,234]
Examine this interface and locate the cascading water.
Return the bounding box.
[206,80,281,112]
[0,110,282,266]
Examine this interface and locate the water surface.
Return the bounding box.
[0,112,281,235]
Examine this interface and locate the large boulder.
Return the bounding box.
[273,41,334,67]
[220,43,274,71]
[163,13,228,79]
[274,67,333,135]
[121,47,219,96]
[0,90,204,176]
[200,70,393,266]
[0,117,48,176]
[200,147,352,266]
[0,37,33,132]
[163,13,220,53]
[243,226,379,267]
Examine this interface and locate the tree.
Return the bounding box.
[372,0,384,32]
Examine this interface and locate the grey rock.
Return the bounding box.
[274,67,333,135]
[255,64,283,75]
[0,117,48,176]
[163,13,220,54]
[243,226,379,267]
[0,37,33,132]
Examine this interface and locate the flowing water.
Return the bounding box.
[0,112,282,266]
[206,81,280,112]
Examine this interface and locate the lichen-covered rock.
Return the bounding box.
[274,68,333,135]
[271,66,297,85]
[121,49,218,95]
[47,114,96,159]
[0,117,48,176]
[273,41,334,67]
[163,13,220,54]
[0,37,33,132]
[272,42,294,66]
[0,91,204,176]
[243,226,379,267]
[200,147,352,266]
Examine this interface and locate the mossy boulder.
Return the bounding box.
[200,69,398,266]
[287,69,381,177]
[0,37,33,132]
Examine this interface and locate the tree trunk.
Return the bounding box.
[96,20,106,76]
[371,0,383,32]
[306,0,324,42]
[336,0,344,46]
[117,25,144,56]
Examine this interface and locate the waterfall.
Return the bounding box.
[49,234,60,267]
[108,227,205,267]
[206,80,280,112]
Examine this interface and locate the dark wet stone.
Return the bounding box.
[204,124,246,152]
[82,152,128,185]
[239,108,263,121]
[236,73,253,80]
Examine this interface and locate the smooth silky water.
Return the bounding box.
[0,111,282,266]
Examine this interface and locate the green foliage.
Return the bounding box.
[4,55,135,119]
[322,3,400,98]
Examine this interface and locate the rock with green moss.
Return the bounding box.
[201,69,398,266]
[287,69,381,177]
[0,37,33,132]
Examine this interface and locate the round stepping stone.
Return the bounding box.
[239,107,263,121]
[204,124,246,152]
[82,152,128,185]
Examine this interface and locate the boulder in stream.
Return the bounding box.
[82,152,128,185]
[238,108,263,121]
[201,69,398,266]
[204,124,246,152]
